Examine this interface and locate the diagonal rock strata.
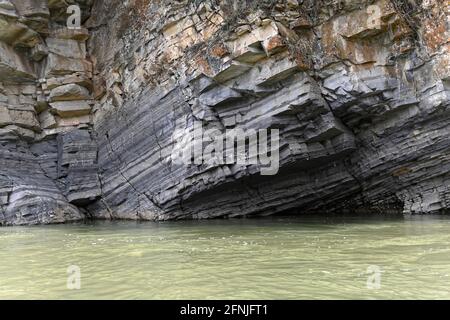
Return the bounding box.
[1,0,450,225]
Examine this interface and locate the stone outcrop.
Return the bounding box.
[0,0,97,225]
[0,0,449,225]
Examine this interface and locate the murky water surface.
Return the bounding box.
[1,215,450,299]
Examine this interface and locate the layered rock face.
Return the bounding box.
[0,0,98,225]
[1,0,449,225]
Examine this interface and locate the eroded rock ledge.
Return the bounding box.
[0,0,449,225]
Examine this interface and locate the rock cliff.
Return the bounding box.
[0,0,449,225]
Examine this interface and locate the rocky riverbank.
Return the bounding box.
[1,0,449,225]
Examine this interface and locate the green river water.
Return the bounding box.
[1,215,450,300]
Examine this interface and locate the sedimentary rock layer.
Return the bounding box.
[0,0,98,225]
[1,0,449,225]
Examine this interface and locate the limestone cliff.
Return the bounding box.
[0,0,449,225]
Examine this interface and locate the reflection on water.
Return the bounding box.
[1,214,450,299]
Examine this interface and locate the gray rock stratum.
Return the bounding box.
[0,0,449,225]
